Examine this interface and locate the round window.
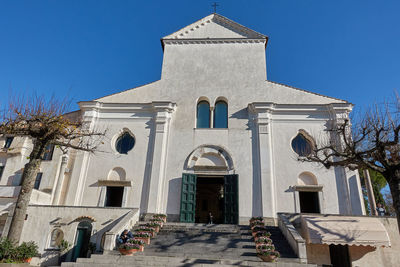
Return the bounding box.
[115,132,135,154]
[291,134,312,156]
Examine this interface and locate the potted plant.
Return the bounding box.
[118,241,140,255]
[150,218,164,227]
[257,250,280,262]
[250,220,265,229]
[249,217,264,223]
[251,226,267,235]
[145,222,161,233]
[254,236,272,244]
[153,214,167,223]
[16,241,38,263]
[129,239,145,252]
[254,231,271,241]
[256,243,275,252]
[134,227,156,237]
[133,232,152,245]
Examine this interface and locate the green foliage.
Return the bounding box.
[15,241,38,260]
[57,239,71,253]
[0,238,38,263]
[359,168,389,214]
[0,238,16,261]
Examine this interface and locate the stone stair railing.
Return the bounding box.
[102,209,139,252]
[277,213,307,263]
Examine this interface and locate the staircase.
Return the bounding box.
[61,223,315,267]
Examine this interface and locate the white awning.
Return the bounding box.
[301,215,391,247]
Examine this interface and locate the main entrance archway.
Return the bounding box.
[180,145,238,224]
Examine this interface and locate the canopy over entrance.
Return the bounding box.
[301,215,391,247]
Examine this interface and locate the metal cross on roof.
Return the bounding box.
[212,2,219,13]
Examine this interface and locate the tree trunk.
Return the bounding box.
[387,171,400,233]
[7,144,44,243]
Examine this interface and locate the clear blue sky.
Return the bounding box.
[0,0,399,111]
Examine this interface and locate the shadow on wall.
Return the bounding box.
[140,119,156,214]
[349,175,363,215]
[166,178,181,221]
[7,169,23,186]
[334,167,349,214]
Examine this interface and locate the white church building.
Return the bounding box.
[1,13,398,267]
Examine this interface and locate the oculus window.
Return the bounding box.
[196,101,210,128]
[292,134,313,156]
[213,101,228,128]
[115,132,135,154]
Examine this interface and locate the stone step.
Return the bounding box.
[135,222,241,233]
[63,253,316,267]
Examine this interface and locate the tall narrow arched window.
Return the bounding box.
[213,101,228,128]
[197,101,210,128]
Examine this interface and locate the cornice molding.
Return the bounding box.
[163,38,266,46]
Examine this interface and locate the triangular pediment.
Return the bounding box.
[163,13,266,40]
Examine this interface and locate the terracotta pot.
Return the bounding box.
[258,254,277,262]
[119,248,139,255]
[23,258,32,263]
[139,245,144,252]
[135,237,150,245]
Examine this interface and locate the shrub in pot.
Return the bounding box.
[119,242,140,255]
[129,239,145,251]
[257,250,280,262]
[16,241,39,263]
[133,232,152,245]
[153,214,167,222]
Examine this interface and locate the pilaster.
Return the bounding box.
[248,103,276,218]
[146,102,176,214]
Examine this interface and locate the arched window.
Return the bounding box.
[213,101,228,128]
[196,101,210,128]
[115,132,135,154]
[49,229,64,248]
[291,133,313,156]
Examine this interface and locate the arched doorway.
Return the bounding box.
[180,145,238,224]
[72,221,92,261]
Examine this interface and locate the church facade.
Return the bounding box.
[1,13,387,265]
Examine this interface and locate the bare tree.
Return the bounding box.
[299,97,400,230]
[0,95,105,243]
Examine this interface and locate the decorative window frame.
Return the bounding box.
[290,129,315,156]
[111,128,136,155]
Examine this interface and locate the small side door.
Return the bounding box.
[179,173,197,223]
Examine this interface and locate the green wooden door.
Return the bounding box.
[180,173,197,222]
[224,174,239,224]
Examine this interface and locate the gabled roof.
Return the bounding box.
[162,13,267,40]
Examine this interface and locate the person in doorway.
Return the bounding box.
[117,229,133,244]
[208,212,213,224]
[376,203,386,216]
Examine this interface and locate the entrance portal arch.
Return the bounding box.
[180,145,238,224]
[184,145,234,174]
